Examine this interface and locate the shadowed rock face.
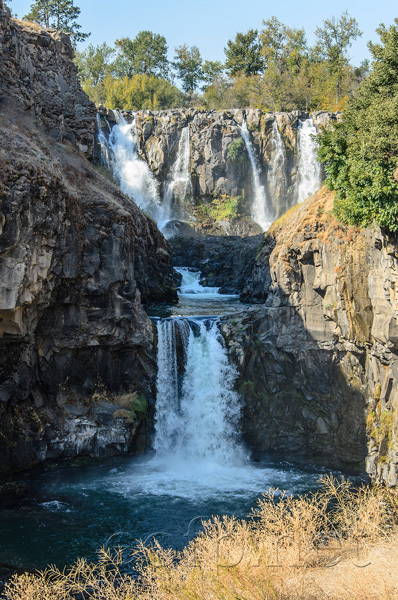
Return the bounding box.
[0,1,176,476]
[224,188,398,484]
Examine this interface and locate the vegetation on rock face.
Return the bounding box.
[228,138,245,162]
[318,19,398,232]
[197,194,243,221]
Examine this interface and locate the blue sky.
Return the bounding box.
[10,0,397,66]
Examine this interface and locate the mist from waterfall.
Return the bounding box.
[239,118,272,231]
[296,118,322,204]
[105,111,162,221]
[154,318,248,469]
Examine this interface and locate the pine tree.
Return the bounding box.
[24,0,90,45]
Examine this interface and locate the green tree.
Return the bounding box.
[23,0,90,44]
[201,60,224,90]
[224,29,264,77]
[260,17,307,76]
[75,42,114,86]
[173,44,203,95]
[314,11,362,103]
[101,73,183,111]
[114,31,169,79]
[318,19,398,231]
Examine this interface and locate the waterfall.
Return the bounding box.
[154,318,247,466]
[175,267,220,295]
[105,111,162,221]
[96,114,111,168]
[239,118,271,231]
[296,118,321,204]
[154,318,190,454]
[161,126,193,227]
[267,120,288,216]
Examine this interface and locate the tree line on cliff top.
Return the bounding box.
[15,1,366,112]
[73,12,366,113]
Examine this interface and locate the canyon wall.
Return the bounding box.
[0,1,176,476]
[223,188,398,485]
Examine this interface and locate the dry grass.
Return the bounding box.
[3,477,398,600]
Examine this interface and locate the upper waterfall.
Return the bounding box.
[105,111,162,221]
[296,118,322,204]
[161,126,193,227]
[95,109,327,235]
[267,120,288,217]
[239,117,272,231]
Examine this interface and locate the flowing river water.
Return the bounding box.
[0,269,356,574]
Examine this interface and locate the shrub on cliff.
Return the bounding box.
[318,19,398,231]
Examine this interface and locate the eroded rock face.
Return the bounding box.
[0,1,96,157]
[171,235,262,293]
[0,1,176,476]
[225,189,398,484]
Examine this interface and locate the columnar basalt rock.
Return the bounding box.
[225,188,398,485]
[0,1,176,476]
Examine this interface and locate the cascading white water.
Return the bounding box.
[106,111,162,221]
[296,118,322,204]
[160,126,193,231]
[154,317,247,467]
[154,318,190,454]
[96,114,111,168]
[267,120,287,215]
[239,118,271,231]
[175,267,220,295]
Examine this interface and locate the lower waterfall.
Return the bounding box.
[154,318,247,466]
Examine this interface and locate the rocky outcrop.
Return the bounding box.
[171,235,262,293]
[97,107,338,236]
[224,188,398,484]
[0,1,176,477]
[0,2,96,157]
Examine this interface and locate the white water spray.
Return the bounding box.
[239,118,271,231]
[296,118,321,204]
[106,111,162,221]
[154,317,247,466]
[175,267,220,295]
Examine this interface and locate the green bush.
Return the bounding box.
[318,19,398,231]
[228,138,245,162]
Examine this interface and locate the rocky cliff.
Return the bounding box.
[223,188,398,484]
[0,1,176,477]
[97,107,337,236]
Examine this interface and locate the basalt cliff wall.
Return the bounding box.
[0,1,176,477]
[223,188,398,485]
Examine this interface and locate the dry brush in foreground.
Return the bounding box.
[3,476,398,600]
